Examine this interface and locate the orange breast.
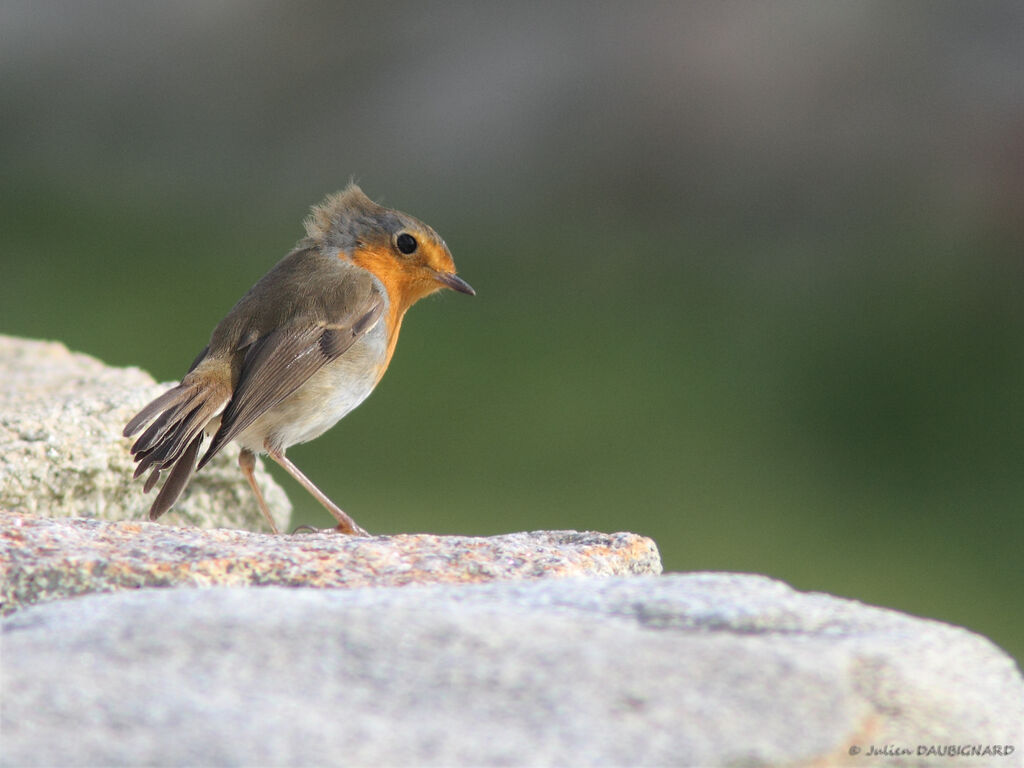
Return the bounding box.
[349,247,435,384]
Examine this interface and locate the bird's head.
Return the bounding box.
[306,184,474,309]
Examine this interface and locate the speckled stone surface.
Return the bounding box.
[3,576,1021,767]
[0,510,662,614]
[0,335,291,531]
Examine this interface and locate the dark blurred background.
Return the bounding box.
[2,2,1022,663]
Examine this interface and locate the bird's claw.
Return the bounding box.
[290,523,371,536]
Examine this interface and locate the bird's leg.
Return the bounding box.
[264,445,369,536]
[239,448,281,534]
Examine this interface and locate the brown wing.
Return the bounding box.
[196,296,384,469]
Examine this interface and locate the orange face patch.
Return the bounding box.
[349,244,448,375]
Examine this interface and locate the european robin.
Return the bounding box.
[123,184,474,535]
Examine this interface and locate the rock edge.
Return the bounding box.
[0,510,662,614]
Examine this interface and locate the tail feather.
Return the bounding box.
[130,405,178,455]
[148,432,204,520]
[133,448,156,479]
[136,402,208,472]
[124,385,192,438]
[130,401,201,479]
[130,389,205,454]
[142,465,162,493]
[124,378,231,519]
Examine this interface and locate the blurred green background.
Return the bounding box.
[2,2,1022,663]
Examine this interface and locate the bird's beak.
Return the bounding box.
[435,271,476,296]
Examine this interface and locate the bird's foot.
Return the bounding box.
[290,523,371,536]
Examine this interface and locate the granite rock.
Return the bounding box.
[0,510,661,614]
[2,574,1021,767]
[0,335,290,531]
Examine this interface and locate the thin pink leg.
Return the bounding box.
[239,448,281,534]
[265,447,369,536]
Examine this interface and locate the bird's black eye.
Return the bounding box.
[396,233,418,255]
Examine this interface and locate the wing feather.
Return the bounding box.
[197,298,383,469]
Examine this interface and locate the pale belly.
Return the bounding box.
[233,321,388,453]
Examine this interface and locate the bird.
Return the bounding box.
[123,184,474,535]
